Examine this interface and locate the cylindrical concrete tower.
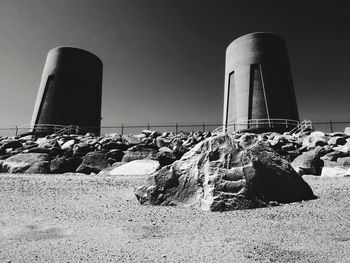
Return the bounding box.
[223,32,299,133]
[31,47,103,135]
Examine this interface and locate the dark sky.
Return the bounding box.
[0,0,349,127]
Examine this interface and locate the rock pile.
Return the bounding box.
[0,130,212,174]
[134,133,316,211]
[1,128,350,177]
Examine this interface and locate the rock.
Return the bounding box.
[332,142,350,154]
[50,156,71,173]
[0,153,50,174]
[102,141,126,151]
[157,147,177,166]
[327,136,346,146]
[27,147,52,154]
[337,156,350,167]
[61,139,75,150]
[106,149,124,162]
[109,160,160,176]
[321,150,347,161]
[302,133,327,149]
[321,166,350,177]
[172,145,189,159]
[76,152,108,174]
[0,139,23,150]
[65,157,83,172]
[122,134,142,146]
[73,143,92,157]
[142,130,153,136]
[35,137,60,149]
[344,127,350,135]
[155,137,172,148]
[135,133,315,211]
[122,145,158,162]
[291,148,324,175]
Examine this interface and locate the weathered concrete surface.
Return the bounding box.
[31,47,103,135]
[223,32,299,132]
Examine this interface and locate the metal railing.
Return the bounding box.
[15,124,68,136]
[1,119,350,137]
[289,120,313,134]
[213,119,300,133]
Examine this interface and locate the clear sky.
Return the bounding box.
[0,0,349,127]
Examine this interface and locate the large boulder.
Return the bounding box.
[0,153,50,174]
[291,148,324,175]
[135,133,316,211]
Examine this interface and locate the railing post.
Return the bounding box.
[175,123,178,134]
[329,119,333,133]
[15,125,18,136]
[121,123,124,135]
[147,122,150,130]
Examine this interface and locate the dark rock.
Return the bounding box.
[50,156,70,173]
[76,151,108,174]
[122,145,158,162]
[73,143,92,157]
[106,149,124,162]
[28,147,52,154]
[291,148,324,175]
[102,141,125,151]
[135,134,315,211]
[65,157,83,172]
[328,136,346,146]
[0,153,50,174]
[321,151,347,162]
[172,145,189,159]
[0,139,22,150]
[157,147,177,166]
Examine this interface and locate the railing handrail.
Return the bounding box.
[213,118,300,133]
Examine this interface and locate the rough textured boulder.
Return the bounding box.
[76,152,108,174]
[135,134,316,211]
[0,153,50,173]
[291,148,324,175]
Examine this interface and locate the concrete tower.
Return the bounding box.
[31,47,103,135]
[223,32,299,133]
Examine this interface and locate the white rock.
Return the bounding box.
[109,160,160,176]
[61,139,75,150]
[321,166,350,177]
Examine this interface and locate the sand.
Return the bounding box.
[0,173,349,263]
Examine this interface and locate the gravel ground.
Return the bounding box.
[0,173,349,263]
